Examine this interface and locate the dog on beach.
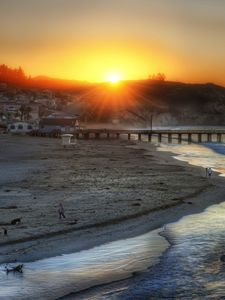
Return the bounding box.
[10,218,22,225]
[5,264,23,273]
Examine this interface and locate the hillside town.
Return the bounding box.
[2,64,225,134]
[0,82,81,134]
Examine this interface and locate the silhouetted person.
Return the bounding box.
[58,203,66,219]
[208,167,212,178]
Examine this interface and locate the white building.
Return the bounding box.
[8,122,34,134]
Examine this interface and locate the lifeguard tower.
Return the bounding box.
[61,134,76,148]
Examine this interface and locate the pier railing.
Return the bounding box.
[31,128,225,144]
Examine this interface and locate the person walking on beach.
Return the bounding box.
[205,167,208,177]
[58,203,66,219]
[207,167,212,178]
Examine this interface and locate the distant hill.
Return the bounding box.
[31,76,92,90]
[77,80,225,126]
[119,80,225,126]
[0,64,92,91]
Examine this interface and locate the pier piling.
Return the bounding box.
[207,133,212,143]
[168,133,172,143]
[158,133,162,143]
[188,133,192,144]
[217,133,222,143]
[178,133,182,144]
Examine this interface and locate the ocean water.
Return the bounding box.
[65,142,225,299]
[1,139,225,299]
[91,200,225,300]
[0,229,168,300]
[158,142,225,177]
[71,201,225,300]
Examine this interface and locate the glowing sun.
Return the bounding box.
[106,73,121,84]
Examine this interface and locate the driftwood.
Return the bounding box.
[67,219,78,225]
[0,205,17,210]
[5,264,23,273]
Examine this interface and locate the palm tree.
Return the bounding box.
[19,105,32,121]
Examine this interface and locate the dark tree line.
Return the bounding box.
[0,64,27,84]
[149,73,166,81]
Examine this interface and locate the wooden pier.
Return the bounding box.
[73,129,225,144]
[31,128,225,144]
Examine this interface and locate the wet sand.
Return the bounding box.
[0,134,223,266]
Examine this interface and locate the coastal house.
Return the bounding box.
[0,102,21,122]
[39,112,80,134]
[0,102,40,124]
[34,98,56,109]
[2,103,21,114]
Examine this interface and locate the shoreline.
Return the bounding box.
[1,136,225,266]
[60,145,225,300]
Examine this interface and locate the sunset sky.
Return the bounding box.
[0,0,225,85]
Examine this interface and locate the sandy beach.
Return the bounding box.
[1,134,225,268]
